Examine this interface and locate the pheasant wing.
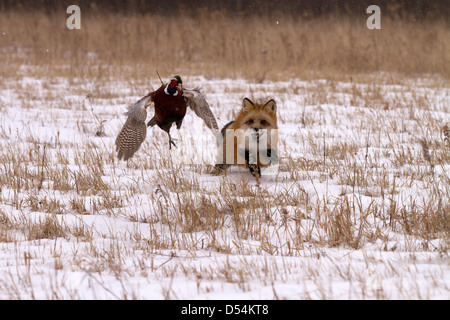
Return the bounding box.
[183,88,219,133]
[115,116,147,161]
[125,94,153,119]
[115,94,151,160]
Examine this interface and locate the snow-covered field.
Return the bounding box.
[0,73,448,299]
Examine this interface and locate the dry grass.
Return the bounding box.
[1,11,449,82]
[0,10,448,299]
[1,78,447,249]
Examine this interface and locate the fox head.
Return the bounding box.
[237,98,278,131]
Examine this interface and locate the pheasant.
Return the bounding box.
[115,75,219,160]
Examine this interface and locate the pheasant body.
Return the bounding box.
[115,75,219,160]
[150,84,187,133]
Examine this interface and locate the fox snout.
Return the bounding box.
[250,127,263,139]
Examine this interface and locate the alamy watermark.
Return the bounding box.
[366,5,381,29]
[66,5,380,30]
[66,5,81,30]
[217,129,278,166]
[64,264,85,292]
[169,129,279,176]
[367,265,382,292]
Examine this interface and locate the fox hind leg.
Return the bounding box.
[248,164,261,178]
[211,163,230,175]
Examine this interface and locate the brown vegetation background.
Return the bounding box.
[0,0,449,81]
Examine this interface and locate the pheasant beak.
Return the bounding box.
[177,83,183,91]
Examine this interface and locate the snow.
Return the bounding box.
[0,73,448,300]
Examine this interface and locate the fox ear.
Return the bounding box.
[242,98,255,112]
[263,99,276,114]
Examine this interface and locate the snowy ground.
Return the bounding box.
[0,73,448,299]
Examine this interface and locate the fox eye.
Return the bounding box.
[260,120,267,125]
[247,119,254,124]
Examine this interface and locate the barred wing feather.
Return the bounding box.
[125,94,152,120]
[183,88,219,133]
[115,94,151,160]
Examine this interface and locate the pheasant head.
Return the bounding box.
[164,75,183,96]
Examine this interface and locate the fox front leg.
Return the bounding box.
[241,148,260,179]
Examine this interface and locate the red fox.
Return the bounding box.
[213,98,279,179]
